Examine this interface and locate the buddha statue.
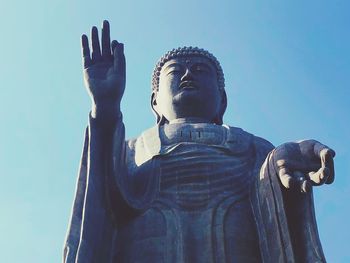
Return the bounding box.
[64,20,335,263]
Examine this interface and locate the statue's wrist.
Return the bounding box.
[91,102,121,121]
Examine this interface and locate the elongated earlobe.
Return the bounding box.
[151,92,168,125]
[216,89,227,125]
[157,115,167,126]
[150,92,159,120]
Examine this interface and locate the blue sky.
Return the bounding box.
[0,0,349,262]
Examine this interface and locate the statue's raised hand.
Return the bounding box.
[273,140,335,192]
[81,20,125,119]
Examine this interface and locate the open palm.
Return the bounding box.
[81,20,125,108]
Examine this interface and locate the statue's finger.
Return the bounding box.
[113,41,120,70]
[111,40,118,56]
[276,157,305,171]
[81,34,92,68]
[314,142,336,160]
[113,42,125,77]
[101,20,111,60]
[294,171,312,193]
[322,149,335,184]
[314,143,335,184]
[300,179,312,193]
[91,26,101,61]
[308,167,330,185]
[325,158,335,184]
[278,167,296,189]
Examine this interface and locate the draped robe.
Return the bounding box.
[63,116,326,263]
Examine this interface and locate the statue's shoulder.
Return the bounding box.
[126,137,137,152]
[125,126,159,167]
[125,125,157,151]
[223,125,254,154]
[253,135,275,156]
[224,125,274,155]
[125,137,137,170]
[252,133,274,148]
[254,136,275,153]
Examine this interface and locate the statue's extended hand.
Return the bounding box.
[273,140,335,192]
[81,20,125,118]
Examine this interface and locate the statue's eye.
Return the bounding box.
[168,69,181,74]
[194,65,204,71]
[192,64,209,73]
[166,66,183,75]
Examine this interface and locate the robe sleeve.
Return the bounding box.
[251,149,326,263]
[63,113,128,263]
[63,128,89,263]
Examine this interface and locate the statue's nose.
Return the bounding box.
[180,68,194,81]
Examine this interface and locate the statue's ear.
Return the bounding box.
[151,92,161,124]
[216,89,227,125]
[151,92,168,125]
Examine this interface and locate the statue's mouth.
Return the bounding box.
[179,81,198,90]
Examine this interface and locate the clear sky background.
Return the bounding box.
[0,0,349,262]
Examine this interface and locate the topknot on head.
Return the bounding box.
[152,46,225,92]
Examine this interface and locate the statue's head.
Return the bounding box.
[151,47,227,125]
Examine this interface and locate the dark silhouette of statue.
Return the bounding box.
[64,20,335,263]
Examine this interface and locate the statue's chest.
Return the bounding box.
[119,137,260,262]
[119,144,259,262]
[125,123,256,210]
[155,143,254,210]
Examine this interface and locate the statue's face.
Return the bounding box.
[153,55,225,123]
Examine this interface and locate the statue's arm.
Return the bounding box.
[81,19,128,220]
[64,21,128,263]
[251,139,335,263]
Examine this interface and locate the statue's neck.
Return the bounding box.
[168,117,215,125]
